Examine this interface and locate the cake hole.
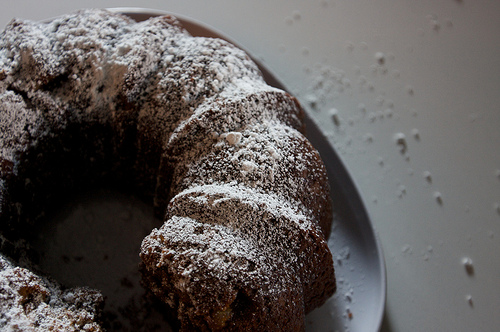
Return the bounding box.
[246,260,256,272]
[231,290,254,318]
[30,186,172,332]
[40,72,71,92]
[194,225,204,235]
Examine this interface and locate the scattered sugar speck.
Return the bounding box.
[401,244,412,254]
[411,128,420,141]
[393,132,407,154]
[374,52,385,65]
[423,171,432,184]
[433,191,443,205]
[329,108,340,126]
[461,257,474,275]
[466,294,473,307]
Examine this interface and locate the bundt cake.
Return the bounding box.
[0,9,336,331]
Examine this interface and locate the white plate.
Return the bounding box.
[109,8,386,331]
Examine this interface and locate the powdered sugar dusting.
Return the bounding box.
[0,92,42,163]
[173,182,315,232]
[0,9,334,330]
[0,256,103,331]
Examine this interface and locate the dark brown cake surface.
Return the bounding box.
[0,9,335,331]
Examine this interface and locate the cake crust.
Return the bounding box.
[0,9,335,331]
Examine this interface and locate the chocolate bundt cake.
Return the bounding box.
[0,9,336,331]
